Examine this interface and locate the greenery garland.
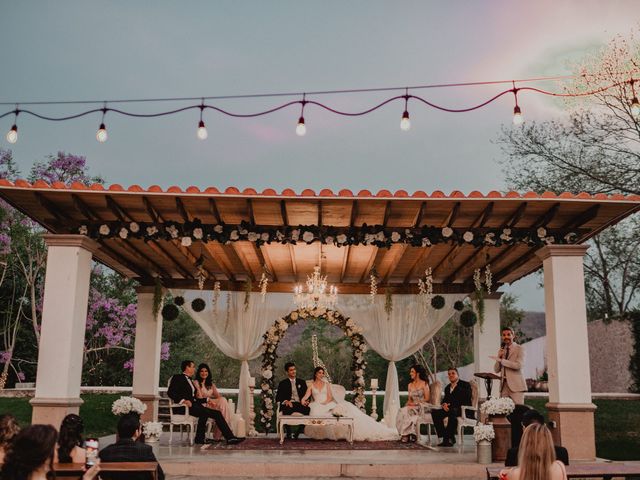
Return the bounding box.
[259,308,367,432]
[630,311,640,393]
[152,278,163,319]
[77,219,580,249]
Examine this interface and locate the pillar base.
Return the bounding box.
[30,397,84,429]
[546,402,596,461]
[133,394,160,422]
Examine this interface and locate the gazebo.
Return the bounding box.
[1,179,638,460]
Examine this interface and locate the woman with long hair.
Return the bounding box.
[501,423,568,480]
[396,364,431,443]
[55,414,86,464]
[0,414,20,463]
[193,362,232,440]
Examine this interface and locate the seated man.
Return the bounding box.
[431,367,473,447]
[168,359,244,445]
[505,409,569,466]
[99,413,164,480]
[275,362,310,439]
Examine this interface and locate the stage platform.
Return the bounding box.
[119,433,497,480]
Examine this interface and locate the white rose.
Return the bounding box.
[422,238,431,247]
[99,224,110,235]
[119,228,128,239]
[442,227,453,238]
[230,230,239,241]
[544,236,555,245]
[181,236,192,247]
[146,226,158,236]
[290,312,299,320]
[261,383,269,391]
[391,231,401,242]
[261,232,270,242]
[463,231,474,242]
[276,230,285,241]
[537,227,547,238]
[214,225,223,233]
[302,231,314,243]
[325,235,334,244]
[336,234,347,244]
[484,233,496,245]
[262,370,273,379]
[247,232,259,242]
[291,229,300,241]
[193,228,203,239]
[79,225,88,235]
[364,233,375,245]
[240,228,248,235]
[129,222,140,233]
[375,232,385,242]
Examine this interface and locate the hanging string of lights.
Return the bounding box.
[1,72,639,144]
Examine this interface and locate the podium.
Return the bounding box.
[474,372,501,398]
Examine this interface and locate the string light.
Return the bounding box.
[196,101,208,140]
[5,109,18,144]
[96,105,108,143]
[296,94,307,136]
[512,85,524,126]
[2,72,639,143]
[400,90,411,131]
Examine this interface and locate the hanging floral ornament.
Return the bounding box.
[212,281,221,310]
[369,267,378,304]
[418,267,433,303]
[485,264,493,295]
[244,279,252,312]
[384,288,393,316]
[259,270,269,303]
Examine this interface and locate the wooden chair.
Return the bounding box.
[166,379,197,445]
[456,379,478,445]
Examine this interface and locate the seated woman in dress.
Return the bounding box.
[0,414,20,464]
[303,366,399,442]
[396,364,431,443]
[55,414,86,464]
[194,362,232,440]
[500,423,568,480]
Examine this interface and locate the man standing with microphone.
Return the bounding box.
[490,327,527,404]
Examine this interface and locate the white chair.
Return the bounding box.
[167,379,197,445]
[456,379,479,445]
[416,380,442,445]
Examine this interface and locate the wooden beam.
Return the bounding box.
[35,192,69,223]
[359,247,379,283]
[446,202,461,227]
[414,201,426,228]
[105,196,134,222]
[208,199,222,224]
[562,205,600,229]
[506,202,527,227]
[317,200,323,227]
[71,194,99,221]
[162,278,481,294]
[119,240,172,279]
[340,246,350,283]
[176,197,190,223]
[280,200,289,226]
[146,240,192,279]
[350,200,358,227]
[259,245,278,282]
[202,243,236,281]
[247,199,256,225]
[382,201,392,227]
[230,244,256,282]
[534,202,560,227]
[476,202,494,228]
[289,244,297,279]
[143,197,159,222]
[97,240,151,281]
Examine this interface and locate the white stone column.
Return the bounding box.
[132,286,164,422]
[474,292,502,398]
[536,245,596,460]
[31,235,97,428]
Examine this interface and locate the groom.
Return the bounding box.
[276,362,310,439]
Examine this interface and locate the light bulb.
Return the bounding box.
[296,116,306,136]
[6,125,17,144]
[96,123,108,143]
[400,110,411,131]
[197,120,208,140]
[631,97,640,118]
[512,106,524,126]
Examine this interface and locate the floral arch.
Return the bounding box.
[259,306,367,431]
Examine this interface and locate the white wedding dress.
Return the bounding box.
[304,383,399,441]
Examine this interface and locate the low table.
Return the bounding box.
[278,415,355,444]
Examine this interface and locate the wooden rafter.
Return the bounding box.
[247,199,256,225]
[414,201,426,227]
[176,198,190,222]
[259,245,278,282]
[208,199,222,224]
[230,244,256,282]
[445,202,461,227]
[71,194,99,221]
[143,197,159,222]
[35,192,67,223]
[382,201,392,226]
[350,200,358,227]
[202,243,235,281]
[97,240,150,281]
[280,200,289,226]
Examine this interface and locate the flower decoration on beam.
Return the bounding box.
[76,219,582,249]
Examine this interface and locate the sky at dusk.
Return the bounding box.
[2,1,639,310]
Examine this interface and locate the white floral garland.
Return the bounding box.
[259,307,367,431]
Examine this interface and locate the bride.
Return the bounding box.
[301,366,399,441]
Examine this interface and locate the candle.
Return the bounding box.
[370,378,378,389]
[249,376,256,387]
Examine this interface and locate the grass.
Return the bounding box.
[525,398,640,461]
[1,394,638,459]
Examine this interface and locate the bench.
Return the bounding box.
[55,462,159,480]
[277,415,355,444]
[487,463,640,480]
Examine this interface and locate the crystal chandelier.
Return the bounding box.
[293,265,338,310]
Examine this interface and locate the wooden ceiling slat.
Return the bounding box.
[203,243,235,281]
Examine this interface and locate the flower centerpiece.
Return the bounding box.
[473,423,495,443]
[480,397,515,416]
[331,404,347,418]
[142,421,163,442]
[111,396,147,416]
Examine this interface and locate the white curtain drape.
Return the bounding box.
[340,294,464,421]
[174,290,292,425]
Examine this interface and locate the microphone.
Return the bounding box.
[500,342,506,349]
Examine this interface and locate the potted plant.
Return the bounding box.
[474,423,495,464]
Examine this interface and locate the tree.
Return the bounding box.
[497,31,640,319]
[500,293,531,343]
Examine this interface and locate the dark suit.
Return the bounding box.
[276,377,310,436]
[432,380,473,442]
[167,373,234,442]
[505,445,569,466]
[99,438,164,480]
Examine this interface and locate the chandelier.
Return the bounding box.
[293,266,338,310]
